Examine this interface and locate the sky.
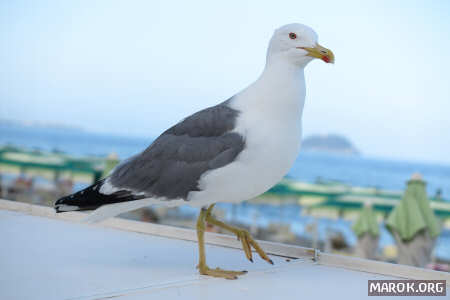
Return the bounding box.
[1,0,450,164]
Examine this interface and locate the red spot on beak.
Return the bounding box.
[322,56,330,63]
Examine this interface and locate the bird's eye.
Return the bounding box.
[289,32,297,40]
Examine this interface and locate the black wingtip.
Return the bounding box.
[53,178,145,213]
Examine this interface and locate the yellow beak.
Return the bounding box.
[297,44,335,64]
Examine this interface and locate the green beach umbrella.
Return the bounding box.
[386,175,440,241]
[353,203,379,237]
[353,203,380,259]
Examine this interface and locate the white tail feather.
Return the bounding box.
[83,197,185,224]
[83,199,154,224]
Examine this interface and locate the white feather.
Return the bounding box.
[187,59,305,207]
[84,198,184,223]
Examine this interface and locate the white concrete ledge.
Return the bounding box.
[1,199,449,283]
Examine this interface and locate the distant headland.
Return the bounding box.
[301,134,360,155]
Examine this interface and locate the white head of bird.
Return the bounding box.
[266,23,334,67]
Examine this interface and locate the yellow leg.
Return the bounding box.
[205,204,273,265]
[196,207,247,280]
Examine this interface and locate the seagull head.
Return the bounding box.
[267,23,335,67]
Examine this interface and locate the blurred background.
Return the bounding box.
[1,0,449,271]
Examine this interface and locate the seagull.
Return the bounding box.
[55,23,334,279]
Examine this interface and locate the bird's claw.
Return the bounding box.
[235,229,273,265]
[199,265,247,280]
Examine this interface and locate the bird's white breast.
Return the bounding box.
[188,67,305,207]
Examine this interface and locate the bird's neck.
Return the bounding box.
[259,59,305,91]
[234,59,306,120]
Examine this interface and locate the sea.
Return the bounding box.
[1,123,449,260]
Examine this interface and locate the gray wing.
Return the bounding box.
[109,99,245,200]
